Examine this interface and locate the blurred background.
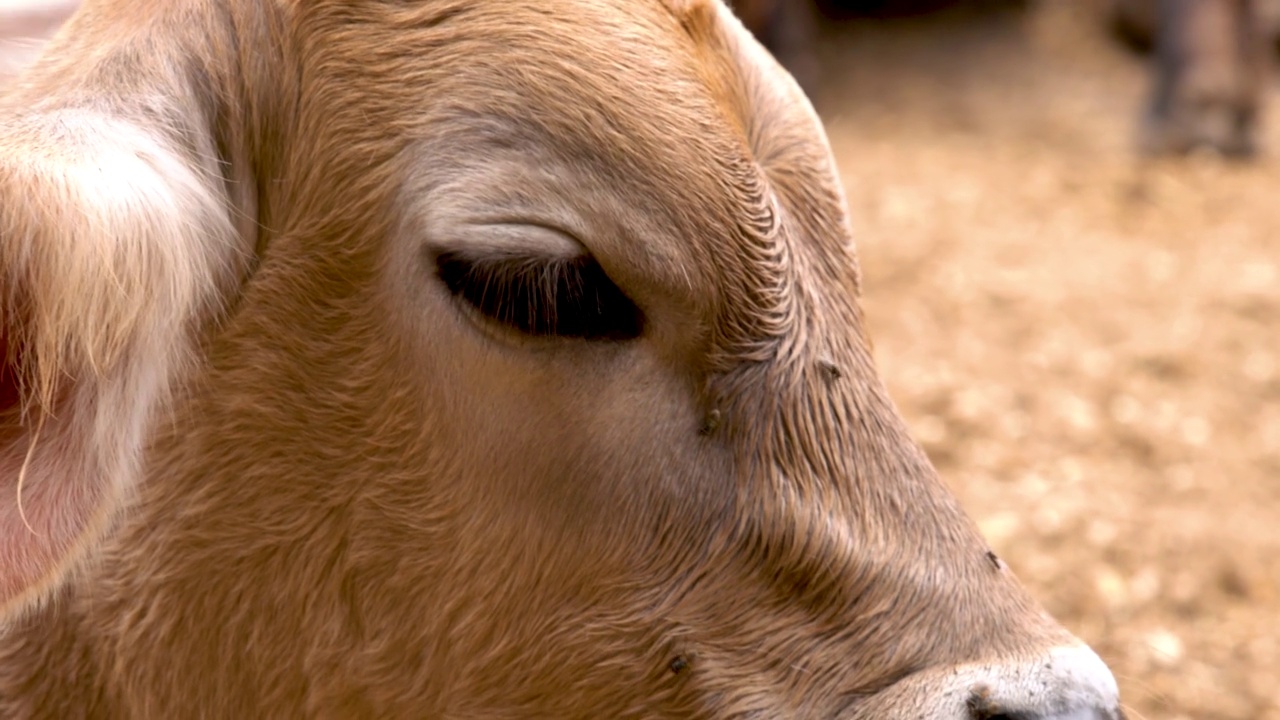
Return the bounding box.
[737,1,1278,718]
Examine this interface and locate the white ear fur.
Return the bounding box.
[0,108,241,620]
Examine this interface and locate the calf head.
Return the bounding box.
[1,1,1123,717]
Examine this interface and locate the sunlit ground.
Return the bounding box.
[817,5,1280,719]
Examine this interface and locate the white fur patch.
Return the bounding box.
[0,110,240,620]
[850,642,1122,719]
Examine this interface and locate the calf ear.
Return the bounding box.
[0,1,256,620]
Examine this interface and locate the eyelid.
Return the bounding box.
[459,220,587,259]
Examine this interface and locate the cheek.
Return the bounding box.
[433,345,716,531]
[380,253,719,546]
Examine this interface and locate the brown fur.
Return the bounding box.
[1,1,1114,717]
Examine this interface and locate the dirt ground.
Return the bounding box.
[812,4,1280,718]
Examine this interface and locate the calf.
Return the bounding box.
[0,1,1124,717]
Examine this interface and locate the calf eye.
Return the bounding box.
[435,250,644,340]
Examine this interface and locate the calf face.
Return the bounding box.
[1,1,1123,717]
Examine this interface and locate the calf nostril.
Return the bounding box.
[968,707,1031,720]
[968,697,1119,720]
[967,689,1031,720]
[962,645,1121,720]
[968,706,1026,720]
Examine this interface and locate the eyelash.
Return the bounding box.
[435,250,644,340]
